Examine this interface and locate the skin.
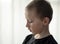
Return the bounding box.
[25,9,50,39]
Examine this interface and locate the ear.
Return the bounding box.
[42,17,49,26]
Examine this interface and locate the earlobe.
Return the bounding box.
[43,17,49,25]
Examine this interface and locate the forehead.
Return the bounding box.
[25,9,37,20]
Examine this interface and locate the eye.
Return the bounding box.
[28,20,33,23]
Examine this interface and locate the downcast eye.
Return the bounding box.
[29,20,33,23]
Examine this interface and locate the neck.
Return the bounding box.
[34,27,51,39]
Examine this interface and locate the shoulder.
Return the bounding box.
[25,34,33,41]
[22,34,33,44]
[48,35,58,44]
[26,34,32,38]
[44,35,58,44]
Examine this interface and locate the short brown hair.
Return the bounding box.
[26,0,53,22]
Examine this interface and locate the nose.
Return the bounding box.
[26,22,29,27]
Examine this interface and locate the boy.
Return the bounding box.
[22,0,58,44]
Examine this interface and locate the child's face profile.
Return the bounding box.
[25,9,49,35]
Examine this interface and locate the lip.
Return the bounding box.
[28,28,32,32]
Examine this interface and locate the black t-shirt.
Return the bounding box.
[22,34,58,44]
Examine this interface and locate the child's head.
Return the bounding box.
[25,0,53,34]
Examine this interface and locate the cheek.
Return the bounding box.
[30,22,43,32]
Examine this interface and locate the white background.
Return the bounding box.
[0,0,60,44]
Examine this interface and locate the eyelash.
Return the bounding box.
[28,20,33,23]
